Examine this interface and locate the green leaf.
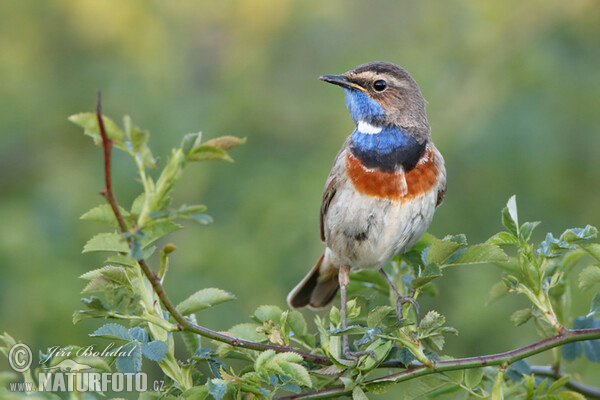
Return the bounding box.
[208,379,228,400]
[181,386,209,400]
[187,145,233,162]
[139,221,182,248]
[287,311,308,336]
[487,232,518,246]
[486,281,508,306]
[510,309,533,327]
[581,244,600,262]
[226,323,265,342]
[587,292,600,317]
[81,204,129,228]
[256,351,312,387]
[90,323,132,341]
[426,239,464,265]
[446,244,508,266]
[367,305,395,329]
[419,310,445,335]
[547,376,572,394]
[254,305,283,323]
[520,221,540,242]
[128,327,148,343]
[366,380,395,394]
[83,232,129,253]
[356,339,393,371]
[124,115,156,169]
[352,386,369,400]
[556,392,587,400]
[579,265,600,291]
[202,136,246,151]
[465,367,484,388]
[69,113,125,148]
[502,195,519,236]
[176,288,236,315]
[131,193,146,215]
[141,340,167,361]
[412,263,442,288]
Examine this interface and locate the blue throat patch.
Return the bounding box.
[351,127,425,172]
[343,89,425,172]
[343,89,385,123]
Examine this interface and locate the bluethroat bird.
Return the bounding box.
[287,62,446,359]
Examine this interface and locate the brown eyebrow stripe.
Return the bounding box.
[345,147,439,201]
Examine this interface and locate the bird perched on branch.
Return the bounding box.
[287,61,446,360]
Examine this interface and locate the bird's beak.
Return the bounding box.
[319,74,367,92]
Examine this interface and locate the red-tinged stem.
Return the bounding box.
[276,328,600,399]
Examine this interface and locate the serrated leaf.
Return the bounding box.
[520,221,540,242]
[419,311,445,334]
[426,240,464,265]
[280,362,312,388]
[83,232,129,254]
[510,309,533,327]
[579,265,600,291]
[329,325,366,336]
[487,232,518,246]
[208,378,228,400]
[255,350,276,371]
[141,340,167,361]
[446,244,508,266]
[81,276,119,293]
[81,204,129,228]
[125,116,156,169]
[128,327,148,343]
[176,288,236,315]
[560,225,598,243]
[580,243,600,262]
[130,193,146,215]
[90,323,132,341]
[367,305,395,329]
[254,305,283,323]
[69,113,125,148]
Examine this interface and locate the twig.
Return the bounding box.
[276,328,600,399]
[95,93,330,365]
[530,365,600,399]
[96,92,127,233]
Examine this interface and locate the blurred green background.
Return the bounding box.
[1,0,599,389]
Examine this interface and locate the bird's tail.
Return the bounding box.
[287,249,340,309]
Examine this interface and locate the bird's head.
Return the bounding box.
[319,62,429,132]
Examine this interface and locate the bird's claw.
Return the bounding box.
[394,294,419,321]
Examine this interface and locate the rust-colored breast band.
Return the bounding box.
[345,147,439,201]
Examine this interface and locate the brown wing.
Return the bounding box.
[430,143,447,207]
[320,138,351,242]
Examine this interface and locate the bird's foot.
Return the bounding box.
[394,293,419,321]
[342,346,377,363]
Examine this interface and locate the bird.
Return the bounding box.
[286,61,446,359]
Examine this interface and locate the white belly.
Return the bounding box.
[324,182,438,269]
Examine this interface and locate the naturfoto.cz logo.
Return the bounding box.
[7,343,165,394]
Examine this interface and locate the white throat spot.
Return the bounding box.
[357,121,382,135]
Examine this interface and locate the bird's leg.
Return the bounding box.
[379,268,419,321]
[339,265,376,362]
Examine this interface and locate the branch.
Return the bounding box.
[94,94,331,365]
[277,328,600,399]
[530,365,600,399]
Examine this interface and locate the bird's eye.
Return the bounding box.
[373,80,387,92]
